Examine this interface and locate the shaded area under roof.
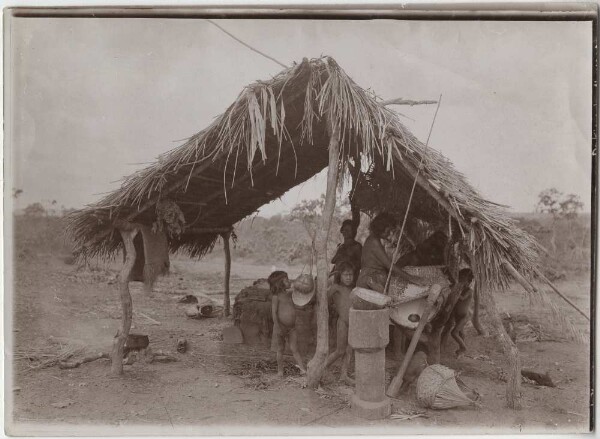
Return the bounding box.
[67,56,541,291]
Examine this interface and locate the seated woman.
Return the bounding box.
[356,213,425,291]
[331,219,362,283]
[394,230,448,268]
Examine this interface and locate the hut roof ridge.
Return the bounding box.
[66,56,541,290]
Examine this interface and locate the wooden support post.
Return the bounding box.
[222,231,232,317]
[348,157,361,231]
[479,286,522,409]
[111,228,138,376]
[306,116,341,389]
[471,283,488,336]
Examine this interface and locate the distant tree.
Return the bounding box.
[23,202,46,217]
[289,194,352,264]
[559,193,584,220]
[289,197,325,243]
[536,188,584,254]
[536,188,562,218]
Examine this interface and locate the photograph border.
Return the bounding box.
[3,2,598,435]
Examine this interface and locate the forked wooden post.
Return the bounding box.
[479,276,522,410]
[222,231,232,317]
[306,115,341,389]
[111,227,139,376]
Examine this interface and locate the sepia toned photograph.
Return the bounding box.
[3,5,596,435]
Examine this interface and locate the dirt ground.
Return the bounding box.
[5,252,592,435]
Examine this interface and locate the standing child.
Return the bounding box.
[326,261,355,385]
[269,271,306,377]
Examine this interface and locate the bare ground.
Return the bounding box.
[5,253,592,435]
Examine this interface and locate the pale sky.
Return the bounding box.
[7,18,593,216]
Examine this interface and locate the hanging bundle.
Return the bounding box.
[416,364,478,410]
[293,237,316,294]
[293,274,315,294]
[291,237,317,307]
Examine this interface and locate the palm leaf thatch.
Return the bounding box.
[66,56,542,291]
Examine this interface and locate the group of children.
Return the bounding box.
[268,261,357,383]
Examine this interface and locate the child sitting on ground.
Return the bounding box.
[269,270,306,377]
[325,261,355,385]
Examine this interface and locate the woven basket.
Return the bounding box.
[416,364,475,410]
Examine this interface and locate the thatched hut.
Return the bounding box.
[68,56,549,408]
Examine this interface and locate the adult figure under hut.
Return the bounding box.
[356,212,426,290]
[331,219,362,283]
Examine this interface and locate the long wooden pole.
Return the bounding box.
[536,270,590,321]
[111,228,138,376]
[383,96,442,294]
[222,231,232,317]
[503,261,589,321]
[387,285,442,397]
[306,115,341,389]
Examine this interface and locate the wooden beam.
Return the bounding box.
[222,232,232,317]
[306,115,341,389]
[382,97,438,107]
[502,261,537,294]
[111,228,138,376]
[535,269,590,321]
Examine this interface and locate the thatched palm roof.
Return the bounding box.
[67,56,541,290]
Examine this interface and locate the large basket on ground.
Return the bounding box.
[416,364,476,410]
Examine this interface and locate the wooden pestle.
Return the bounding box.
[386,284,442,398]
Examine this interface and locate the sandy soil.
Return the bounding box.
[6,253,592,435]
